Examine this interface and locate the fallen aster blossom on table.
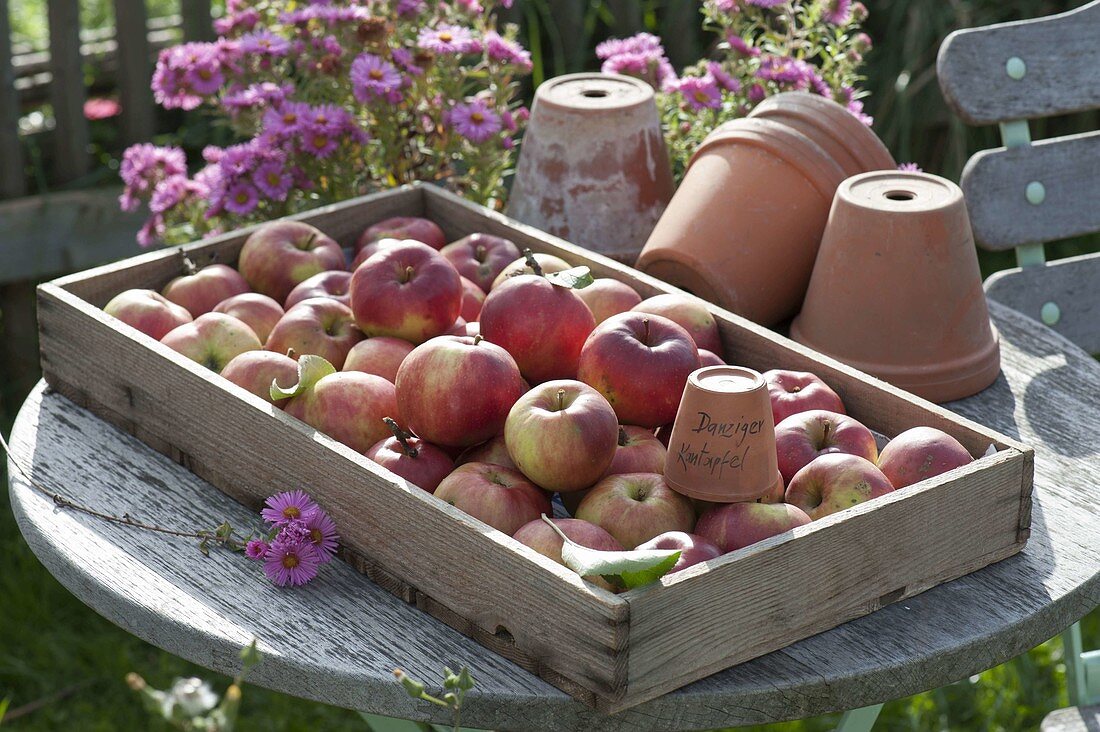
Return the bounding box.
[248,490,340,586]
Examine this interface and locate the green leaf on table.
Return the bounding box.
[270,354,336,401]
[545,266,594,290]
[539,515,680,589]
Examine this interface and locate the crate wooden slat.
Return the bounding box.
[37,183,1033,713]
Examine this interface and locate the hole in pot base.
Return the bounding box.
[581,89,610,98]
[884,190,916,201]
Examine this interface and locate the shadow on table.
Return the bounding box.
[1023,362,1100,459]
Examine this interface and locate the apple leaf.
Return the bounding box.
[270,354,336,401]
[545,266,594,290]
[539,515,680,590]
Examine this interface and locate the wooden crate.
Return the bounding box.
[36,184,1033,713]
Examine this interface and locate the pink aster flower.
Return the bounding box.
[847,97,873,126]
[822,0,852,25]
[149,174,205,214]
[417,25,481,55]
[744,0,785,7]
[300,129,339,158]
[712,0,739,11]
[483,31,532,71]
[595,33,663,61]
[252,161,292,200]
[304,509,339,562]
[350,53,403,103]
[263,536,321,586]
[152,42,224,109]
[224,182,259,215]
[706,62,740,93]
[223,82,293,111]
[447,100,502,143]
[261,490,319,525]
[245,539,269,560]
[748,83,767,103]
[898,162,923,172]
[120,144,187,195]
[757,55,817,89]
[396,0,425,17]
[727,34,760,57]
[676,76,722,111]
[238,30,290,57]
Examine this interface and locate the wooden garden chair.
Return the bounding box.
[938,2,1100,729]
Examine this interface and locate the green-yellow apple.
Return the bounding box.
[775,409,878,485]
[695,501,811,552]
[160,312,261,373]
[490,253,571,290]
[213,292,283,344]
[104,288,192,340]
[877,426,973,489]
[265,297,363,369]
[434,462,552,535]
[342,336,415,382]
[575,472,696,548]
[238,221,345,302]
[785,453,894,519]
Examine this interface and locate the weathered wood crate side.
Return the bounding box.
[37,183,1033,712]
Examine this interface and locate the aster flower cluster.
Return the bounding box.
[121,0,530,246]
[597,0,872,180]
[245,490,340,587]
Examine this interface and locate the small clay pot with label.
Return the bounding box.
[664,365,783,502]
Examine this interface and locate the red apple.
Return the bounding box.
[434,462,552,535]
[351,237,406,270]
[458,277,486,321]
[695,502,811,552]
[513,517,623,590]
[284,270,352,310]
[220,350,299,407]
[877,426,974,489]
[162,261,250,317]
[635,531,722,573]
[284,365,399,453]
[604,425,667,477]
[785,453,894,519]
[504,380,619,492]
[238,221,345,302]
[491,252,571,290]
[456,433,516,470]
[577,312,699,428]
[396,334,527,447]
[350,241,462,344]
[480,274,596,383]
[265,298,362,369]
[698,348,725,367]
[775,409,879,486]
[632,293,722,355]
[439,233,522,293]
[364,417,455,494]
[356,216,446,253]
[575,473,696,549]
[160,312,261,373]
[576,278,643,324]
[213,292,284,344]
[445,316,468,336]
[764,369,846,425]
[104,288,192,340]
[342,336,415,382]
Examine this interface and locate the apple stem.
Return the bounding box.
[822,420,833,443]
[303,232,317,250]
[522,248,543,277]
[286,348,297,360]
[556,388,566,411]
[178,251,198,276]
[618,426,628,447]
[384,417,419,458]
[642,317,651,345]
[402,265,415,283]
[475,245,487,262]
[472,334,483,345]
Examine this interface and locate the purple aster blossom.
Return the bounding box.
[417,25,481,55]
[238,30,291,57]
[304,509,340,562]
[252,161,292,200]
[300,129,340,158]
[119,144,187,197]
[595,32,664,61]
[727,34,760,57]
[484,31,532,71]
[847,97,873,126]
[447,99,502,143]
[245,539,269,560]
[757,55,815,88]
[224,182,259,215]
[396,0,426,17]
[748,82,767,103]
[275,519,313,547]
[149,174,205,214]
[214,9,259,35]
[822,0,852,25]
[706,62,741,93]
[152,42,225,109]
[222,81,293,111]
[455,0,483,13]
[262,101,310,139]
[391,47,423,76]
[280,5,371,25]
[898,162,923,172]
[744,0,785,7]
[350,53,403,103]
[261,490,319,525]
[712,0,739,11]
[676,76,722,111]
[137,214,166,247]
[263,535,321,586]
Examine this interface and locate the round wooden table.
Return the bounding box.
[8,300,1100,731]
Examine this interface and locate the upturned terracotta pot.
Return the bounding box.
[636,93,896,326]
[789,171,1001,403]
[506,73,675,263]
[663,366,782,503]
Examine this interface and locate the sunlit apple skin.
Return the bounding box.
[636,531,722,573]
[785,453,894,519]
[355,216,446,254]
[434,462,552,535]
[490,253,572,290]
[104,288,192,340]
[775,409,878,486]
[440,233,522,293]
[351,237,408,270]
[505,380,619,492]
[365,434,454,494]
[162,263,251,317]
[220,350,299,408]
[265,298,363,369]
[350,241,462,344]
[285,371,398,453]
[456,433,516,470]
[877,426,973,489]
[342,336,415,382]
[695,502,811,552]
[576,312,699,428]
[764,369,846,425]
[238,221,345,302]
[160,312,261,373]
[284,270,352,310]
[459,277,486,321]
[604,426,667,477]
[575,473,696,549]
[396,335,527,447]
[480,275,596,383]
[698,349,725,367]
[576,278,643,324]
[213,293,284,344]
[513,517,623,591]
[631,293,723,356]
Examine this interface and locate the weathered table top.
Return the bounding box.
[8,299,1100,731]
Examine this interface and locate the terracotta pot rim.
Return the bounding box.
[666,469,782,503]
[690,118,848,201]
[840,170,964,214]
[534,72,656,115]
[688,365,765,394]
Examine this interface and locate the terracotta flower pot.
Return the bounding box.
[506,73,675,263]
[789,171,1001,403]
[636,93,896,326]
[663,365,782,503]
